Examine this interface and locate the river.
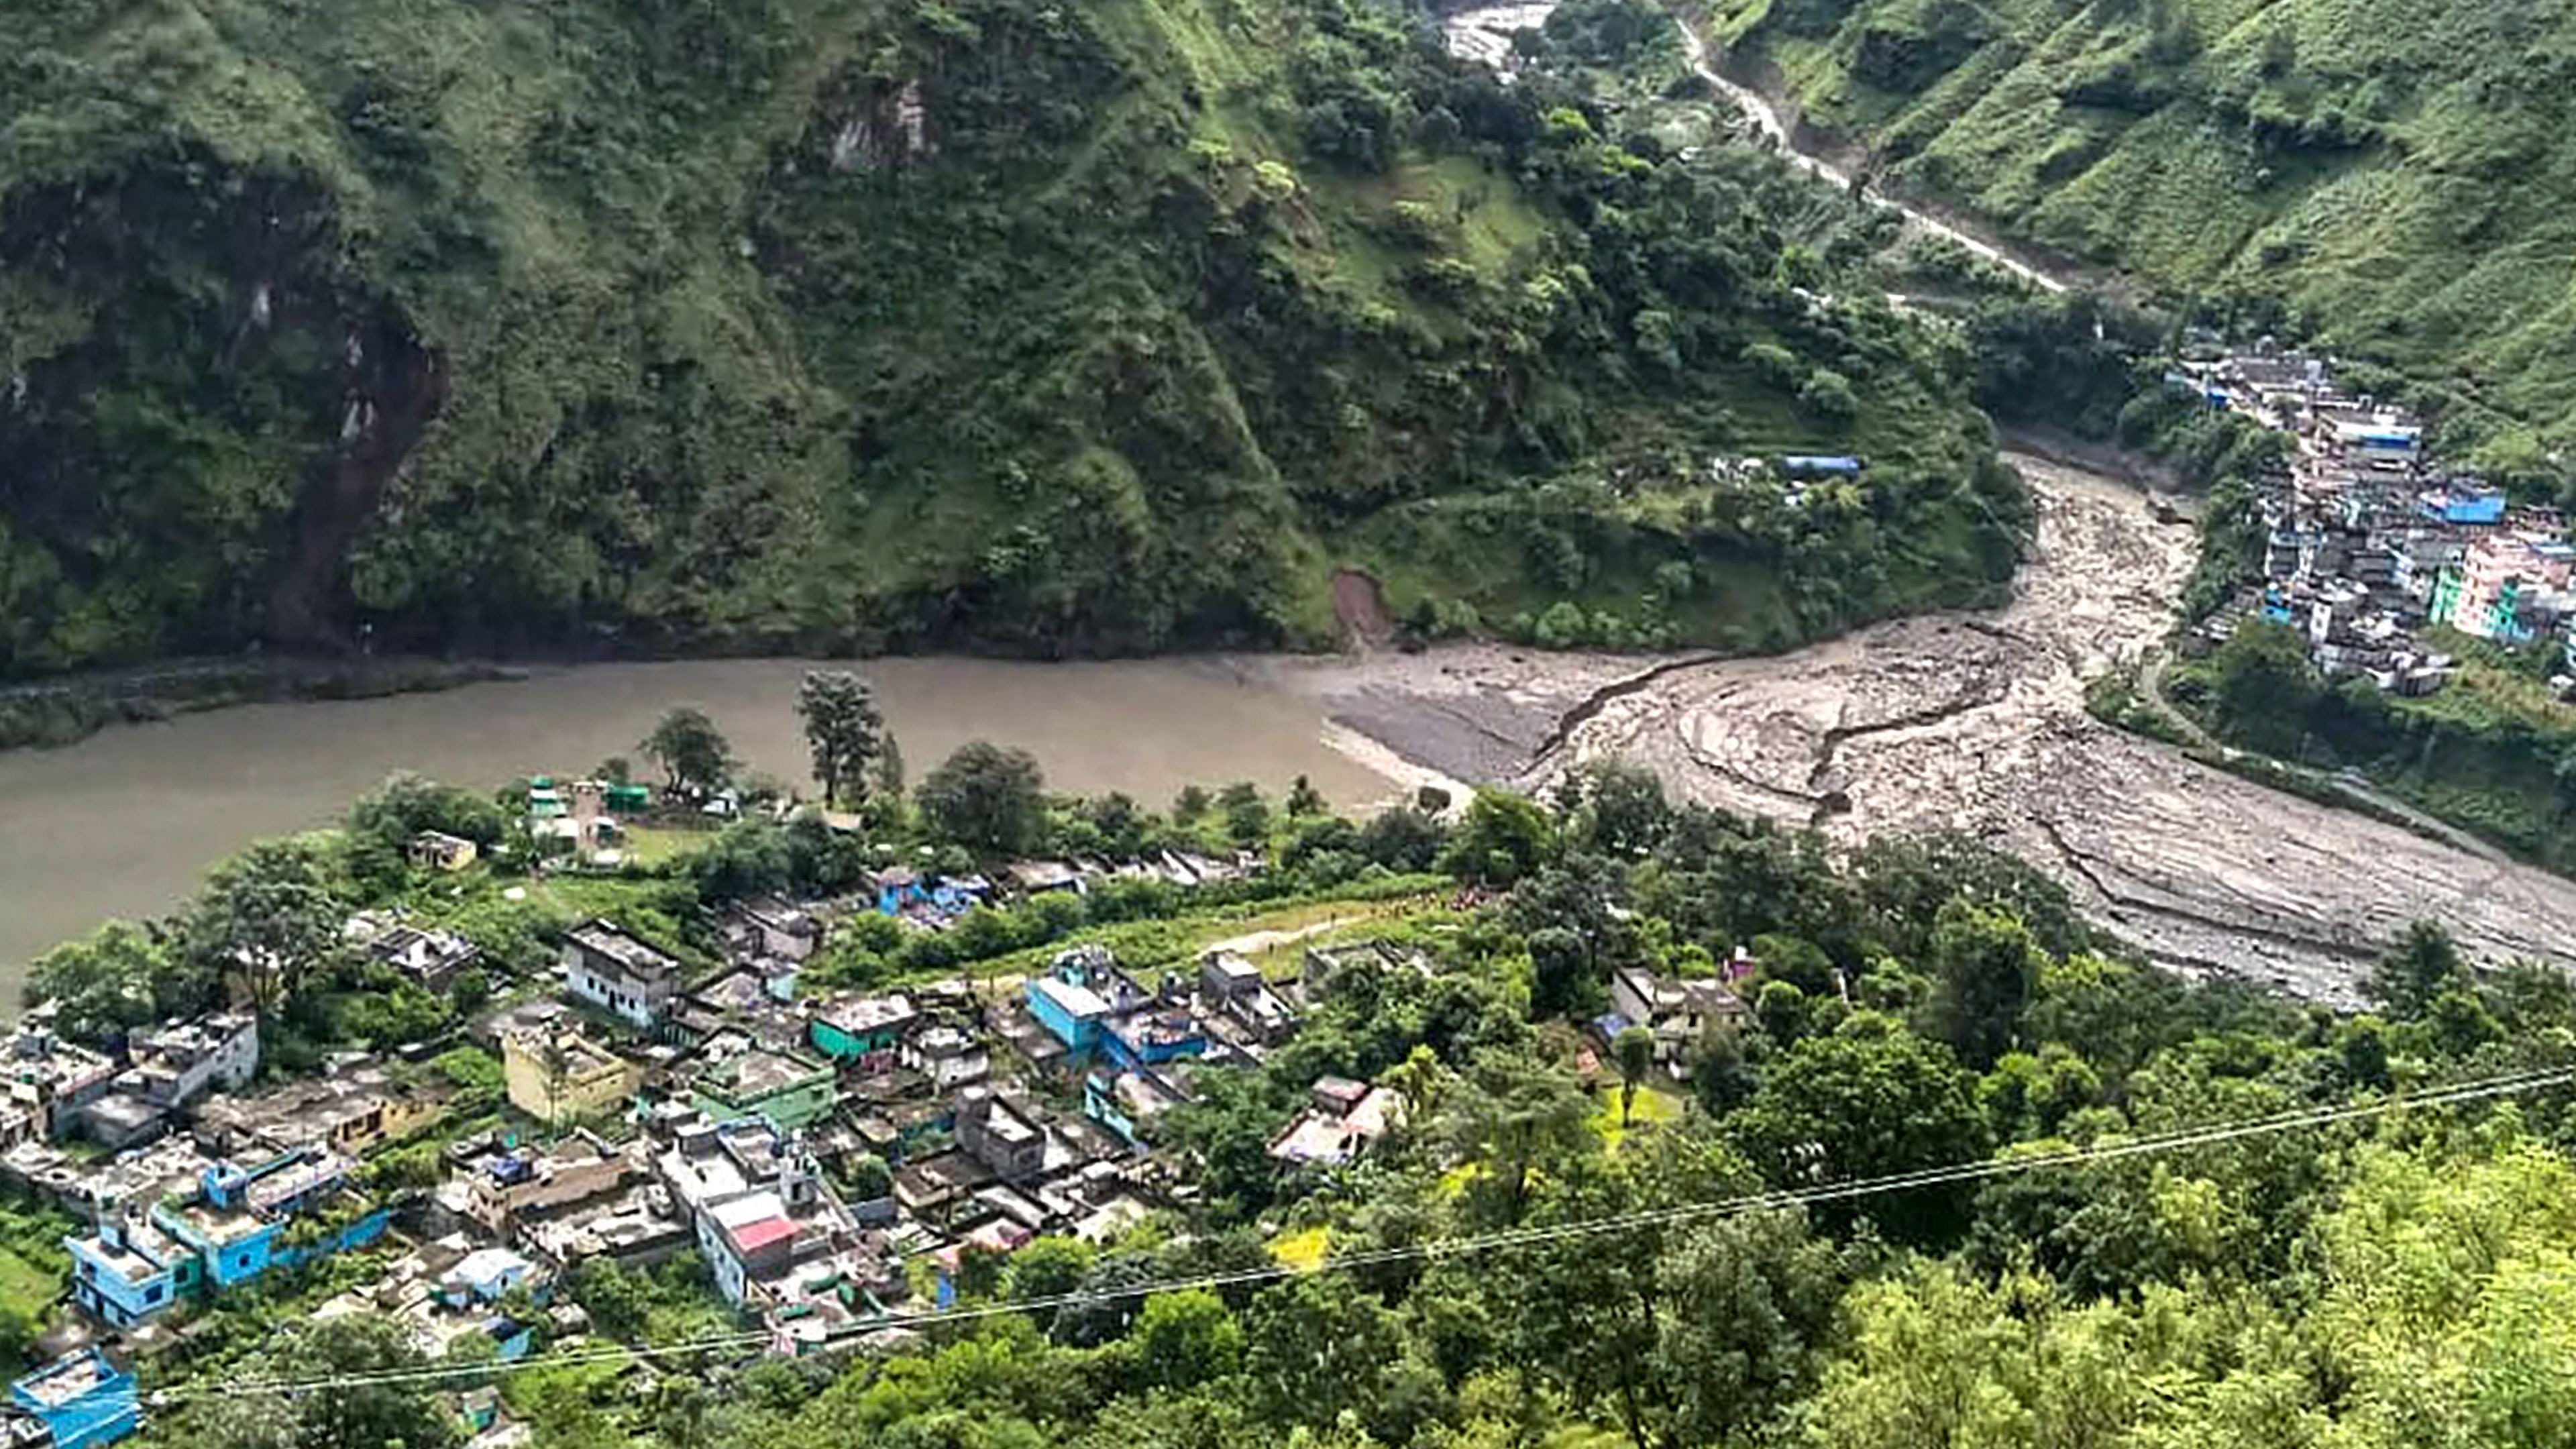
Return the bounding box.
[0,657,1399,986]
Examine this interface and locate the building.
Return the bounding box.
[952,1087,1048,1185]
[3,1350,138,1449]
[1024,975,1110,1058]
[1268,1077,1403,1168]
[1606,965,1746,1077]
[559,921,682,1030]
[727,900,822,963]
[0,1015,116,1146]
[194,1061,451,1159]
[407,832,480,873]
[1199,952,1297,1045]
[501,1027,643,1125]
[687,1040,837,1133]
[438,1246,538,1308]
[901,1026,989,1091]
[808,996,918,1075]
[370,926,484,991]
[66,1146,388,1329]
[123,1014,259,1111]
[454,1133,637,1239]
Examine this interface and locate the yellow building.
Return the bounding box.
[502,1027,643,1124]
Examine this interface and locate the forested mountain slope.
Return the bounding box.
[1705,0,2576,464]
[0,0,2024,675]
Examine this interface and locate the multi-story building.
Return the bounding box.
[65,1146,388,1330]
[3,1348,139,1449]
[559,921,682,1030]
[686,1039,836,1133]
[500,1026,642,1126]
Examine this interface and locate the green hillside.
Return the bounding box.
[1705,0,2576,464]
[0,0,2025,676]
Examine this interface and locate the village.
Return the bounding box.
[2177,345,2576,692]
[0,773,1748,1449]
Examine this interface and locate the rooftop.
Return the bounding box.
[564,922,680,982]
[820,994,918,1036]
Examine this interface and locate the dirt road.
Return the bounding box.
[1271,455,2576,1003]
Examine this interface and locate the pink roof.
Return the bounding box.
[730,1216,796,1254]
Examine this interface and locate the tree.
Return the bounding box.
[1690,1023,1757,1115]
[1614,1025,1654,1126]
[1218,782,1271,845]
[190,1313,463,1449]
[184,836,349,1019]
[1527,926,1596,1020]
[1440,1047,1597,1223]
[2370,919,2467,1020]
[1128,1291,1245,1393]
[796,669,885,808]
[1173,784,1212,824]
[1358,806,1446,872]
[347,771,506,851]
[917,742,1046,856]
[1924,900,2046,1070]
[1728,1012,1988,1238]
[690,818,793,903]
[2210,621,2320,755]
[1442,790,1556,885]
[1652,1210,1841,1446]
[1286,774,1328,817]
[25,920,188,1044]
[641,706,735,798]
[869,734,908,807]
[1568,760,1670,857]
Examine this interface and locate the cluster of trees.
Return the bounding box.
[138,763,2576,1449]
[2175,619,2576,870]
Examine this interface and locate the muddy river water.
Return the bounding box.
[7,453,2575,1003]
[0,657,1401,985]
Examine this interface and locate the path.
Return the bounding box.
[1665,21,2070,296]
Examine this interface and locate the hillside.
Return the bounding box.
[0,0,2025,677]
[1703,0,2576,468]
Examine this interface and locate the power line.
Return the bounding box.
[164,1062,2576,1403]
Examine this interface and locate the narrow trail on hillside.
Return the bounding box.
[1439,2,2076,295]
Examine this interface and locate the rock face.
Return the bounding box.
[1297,453,2576,1003]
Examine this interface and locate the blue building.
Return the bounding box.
[2420,490,2506,527]
[5,1350,139,1449]
[1778,455,1864,477]
[65,1146,388,1329]
[1025,975,1108,1055]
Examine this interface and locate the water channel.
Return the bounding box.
[0,657,1399,985]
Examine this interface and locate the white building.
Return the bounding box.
[559,921,682,1029]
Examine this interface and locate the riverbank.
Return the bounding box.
[0,656,1405,987]
[0,655,524,751]
[1285,451,2576,1004]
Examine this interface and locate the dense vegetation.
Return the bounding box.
[1697,0,2576,472]
[0,0,2027,678]
[95,756,2576,1449]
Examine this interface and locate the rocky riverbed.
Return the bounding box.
[1280,453,2576,1003]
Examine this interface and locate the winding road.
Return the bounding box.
[1440,2,2071,294]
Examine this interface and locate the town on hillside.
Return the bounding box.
[2178,342,2576,693]
[0,777,1747,1449]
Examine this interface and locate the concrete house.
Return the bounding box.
[501,1026,643,1125]
[3,1349,139,1449]
[808,995,918,1075]
[1607,965,1746,1077]
[953,1087,1048,1185]
[407,831,480,873]
[1268,1077,1402,1168]
[686,1038,837,1133]
[559,921,682,1030]
[727,900,822,963]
